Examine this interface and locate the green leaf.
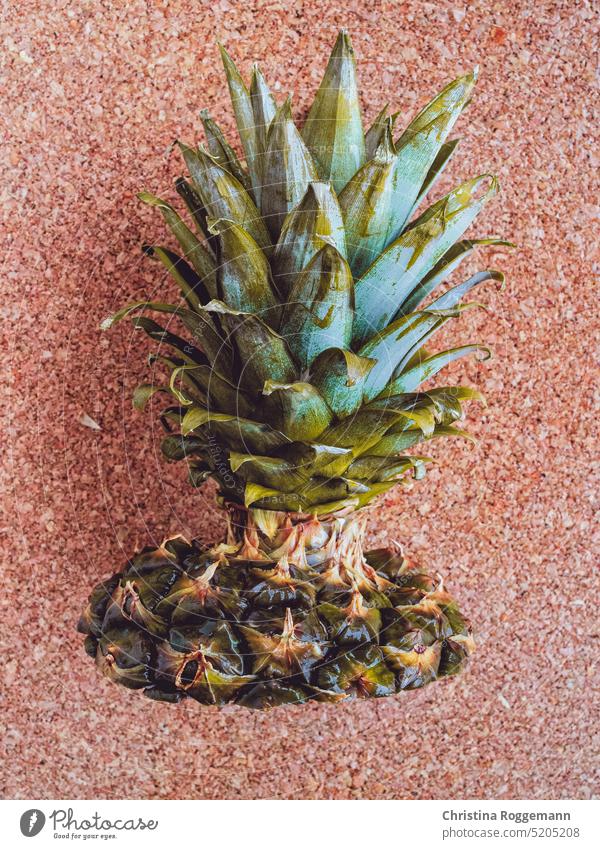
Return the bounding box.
[410,138,460,215]
[181,406,235,434]
[174,177,213,245]
[359,309,467,403]
[131,316,205,363]
[302,30,366,193]
[250,64,277,155]
[310,347,376,419]
[338,118,398,278]
[210,417,290,454]
[165,362,212,406]
[385,70,477,242]
[200,109,250,189]
[203,300,297,393]
[300,476,368,507]
[280,244,353,370]
[132,383,168,411]
[353,481,397,509]
[368,428,425,456]
[218,43,262,203]
[207,218,279,319]
[261,381,332,441]
[272,181,347,298]
[320,409,404,453]
[312,496,361,516]
[365,105,398,159]
[352,174,499,344]
[160,434,208,462]
[244,483,304,512]
[347,454,432,483]
[138,192,217,296]
[385,344,491,394]
[141,245,210,311]
[168,362,252,417]
[228,452,308,493]
[399,238,513,315]
[120,301,227,377]
[100,300,181,331]
[365,396,437,437]
[261,98,319,239]
[179,143,272,256]
[278,441,352,475]
[174,306,232,369]
[428,424,477,443]
[426,386,486,423]
[428,269,504,310]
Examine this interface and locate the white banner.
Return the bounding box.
[1,799,598,848]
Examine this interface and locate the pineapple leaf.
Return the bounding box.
[365,105,398,159]
[181,406,235,434]
[310,347,376,419]
[302,30,366,193]
[347,454,432,483]
[339,117,398,278]
[199,109,250,189]
[168,363,252,417]
[366,396,437,436]
[273,181,347,297]
[207,218,279,318]
[429,423,478,443]
[399,238,513,315]
[409,138,461,216]
[142,245,212,310]
[427,269,504,311]
[179,143,272,256]
[228,452,308,493]
[101,300,182,331]
[132,383,169,411]
[359,306,475,403]
[300,476,369,506]
[353,174,499,344]
[244,482,303,511]
[262,380,333,441]
[368,428,425,456]
[138,193,217,296]
[249,64,277,156]
[203,299,297,392]
[385,344,492,394]
[174,177,213,244]
[385,70,477,243]
[218,43,262,203]
[132,316,205,363]
[261,98,319,239]
[279,244,353,369]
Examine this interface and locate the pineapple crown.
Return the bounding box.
[103,30,512,517]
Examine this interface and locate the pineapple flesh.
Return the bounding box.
[79,31,508,708]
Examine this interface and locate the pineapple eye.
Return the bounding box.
[179,660,199,688]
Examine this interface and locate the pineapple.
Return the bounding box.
[79,31,509,708]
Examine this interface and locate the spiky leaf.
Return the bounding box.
[302,30,366,192]
[280,244,353,369]
[353,174,498,344]
[272,182,346,297]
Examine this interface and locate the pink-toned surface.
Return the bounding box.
[1,0,598,800]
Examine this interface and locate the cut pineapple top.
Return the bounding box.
[104,30,511,516]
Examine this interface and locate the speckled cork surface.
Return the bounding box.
[1,0,598,800]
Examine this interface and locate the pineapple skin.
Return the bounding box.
[78,508,474,708]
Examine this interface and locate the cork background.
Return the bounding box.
[2,0,598,799]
